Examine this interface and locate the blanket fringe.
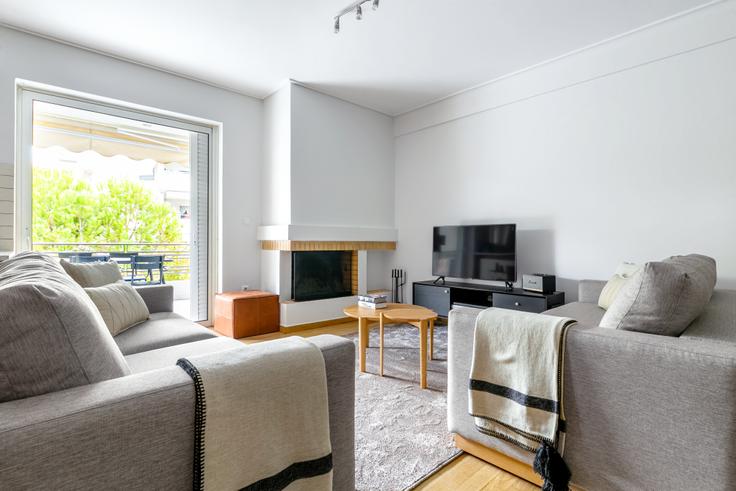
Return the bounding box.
[533,442,571,491]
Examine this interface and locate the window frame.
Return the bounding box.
[15,80,222,324]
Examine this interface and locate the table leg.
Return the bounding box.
[429,319,434,361]
[379,313,385,377]
[359,317,368,373]
[419,320,428,389]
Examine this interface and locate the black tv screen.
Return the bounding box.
[432,224,516,282]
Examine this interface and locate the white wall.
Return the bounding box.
[366,249,392,292]
[0,26,263,292]
[392,2,736,301]
[290,84,394,228]
[262,85,291,225]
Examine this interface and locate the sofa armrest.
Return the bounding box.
[135,284,174,313]
[577,279,606,303]
[306,335,356,491]
[0,335,356,491]
[448,306,736,489]
[564,326,736,489]
[0,366,196,489]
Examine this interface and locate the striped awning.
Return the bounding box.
[32,101,190,165]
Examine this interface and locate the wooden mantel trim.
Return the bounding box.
[260,240,396,251]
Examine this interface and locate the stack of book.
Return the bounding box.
[358,293,388,309]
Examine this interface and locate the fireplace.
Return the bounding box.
[291,251,354,302]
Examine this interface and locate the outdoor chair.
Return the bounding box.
[109,252,138,282]
[131,255,165,285]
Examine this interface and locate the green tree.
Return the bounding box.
[32,168,183,247]
[32,169,97,244]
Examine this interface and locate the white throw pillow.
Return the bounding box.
[598,262,639,310]
[85,281,150,336]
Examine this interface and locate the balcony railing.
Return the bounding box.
[33,242,191,281]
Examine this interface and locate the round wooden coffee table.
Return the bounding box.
[344,303,438,389]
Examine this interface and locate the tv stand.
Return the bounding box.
[412,280,564,317]
[432,276,446,285]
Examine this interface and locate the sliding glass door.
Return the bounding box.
[17,89,214,322]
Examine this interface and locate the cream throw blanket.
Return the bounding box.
[177,337,332,491]
[469,308,575,490]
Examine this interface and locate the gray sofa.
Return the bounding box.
[449,280,736,490]
[0,282,356,490]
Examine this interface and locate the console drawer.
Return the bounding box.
[413,284,451,317]
[492,293,547,313]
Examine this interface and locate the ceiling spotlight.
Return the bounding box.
[334,0,382,33]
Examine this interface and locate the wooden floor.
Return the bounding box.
[236,320,359,344]
[415,454,537,491]
[237,321,536,491]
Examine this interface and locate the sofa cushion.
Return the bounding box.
[600,254,717,336]
[60,259,123,287]
[544,302,605,327]
[114,311,217,355]
[0,252,130,403]
[85,281,150,336]
[680,290,736,344]
[124,337,244,373]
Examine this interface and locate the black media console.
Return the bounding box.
[413,280,565,317]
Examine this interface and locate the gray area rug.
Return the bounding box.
[342,323,461,491]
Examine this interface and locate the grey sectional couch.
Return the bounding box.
[0,282,356,490]
[448,280,736,490]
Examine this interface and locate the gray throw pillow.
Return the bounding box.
[85,281,150,336]
[0,252,130,403]
[599,254,716,336]
[60,259,123,287]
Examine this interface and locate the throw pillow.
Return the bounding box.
[0,252,130,403]
[60,259,123,288]
[599,254,716,336]
[85,281,150,336]
[598,262,640,310]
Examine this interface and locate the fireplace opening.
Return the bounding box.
[291,251,353,302]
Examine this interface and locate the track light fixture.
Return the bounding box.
[333,0,381,33]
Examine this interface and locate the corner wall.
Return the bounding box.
[262,84,292,226]
[260,83,397,304]
[392,2,736,300]
[290,84,395,229]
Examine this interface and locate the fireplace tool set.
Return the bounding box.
[391,269,406,303]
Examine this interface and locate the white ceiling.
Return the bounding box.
[0,0,715,115]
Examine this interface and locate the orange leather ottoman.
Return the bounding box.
[214,291,280,338]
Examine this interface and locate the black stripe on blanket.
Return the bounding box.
[469,379,559,414]
[240,453,333,491]
[177,359,207,491]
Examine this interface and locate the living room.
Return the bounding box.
[1,1,735,490]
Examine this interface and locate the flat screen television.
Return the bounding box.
[432,224,516,282]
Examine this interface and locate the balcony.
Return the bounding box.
[34,242,192,318]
